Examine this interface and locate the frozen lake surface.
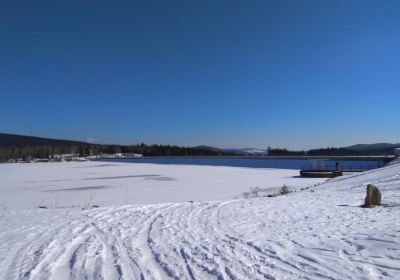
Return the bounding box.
[0,162,325,210]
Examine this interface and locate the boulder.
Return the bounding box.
[364,184,381,207]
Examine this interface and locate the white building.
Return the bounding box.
[123,153,143,158]
[52,154,79,161]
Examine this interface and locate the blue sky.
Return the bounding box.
[1,1,399,149]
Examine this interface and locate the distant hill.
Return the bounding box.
[0,133,91,147]
[343,143,399,156]
[0,133,234,160]
[1,133,398,159]
[234,148,268,155]
[347,143,400,151]
[195,146,267,155]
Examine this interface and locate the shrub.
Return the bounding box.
[279,184,290,195]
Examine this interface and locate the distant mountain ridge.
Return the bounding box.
[347,143,400,151]
[198,143,400,156]
[194,146,267,155]
[0,135,269,155]
[0,133,235,160]
[0,133,398,157]
[0,133,90,147]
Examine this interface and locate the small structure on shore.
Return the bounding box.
[96,153,143,159]
[53,153,79,161]
[395,148,400,157]
[300,170,343,178]
[300,162,343,178]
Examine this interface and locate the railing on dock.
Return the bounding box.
[301,161,384,172]
[301,162,383,172]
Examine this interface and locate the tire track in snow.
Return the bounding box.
[86,220,144,280]
[28,223,97,279]
[4,196,398,280]
[207,200,341,279]
[88,203,180,279]
[206,201,282,279]
[5,217,82,280]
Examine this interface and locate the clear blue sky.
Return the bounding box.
[1,1,399,149]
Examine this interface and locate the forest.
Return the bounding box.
[0,133,396,161]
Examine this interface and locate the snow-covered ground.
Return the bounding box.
[0,160,399,279]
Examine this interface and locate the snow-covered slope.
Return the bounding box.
[0,161,399,279]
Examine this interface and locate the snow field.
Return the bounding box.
[0,160,399,279]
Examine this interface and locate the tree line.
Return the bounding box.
[267,146,394,156]
[1,144,394,161]
[0,143,235,161]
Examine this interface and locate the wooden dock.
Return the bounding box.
[300,170,343,178]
